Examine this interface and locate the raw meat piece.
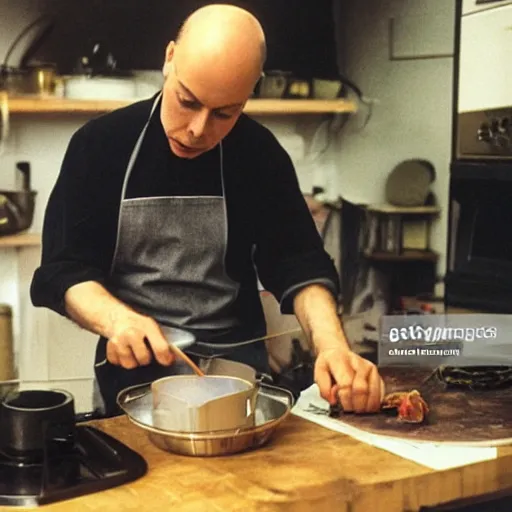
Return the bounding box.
[381,390,429,423]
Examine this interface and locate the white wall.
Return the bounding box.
[333,0,456,278]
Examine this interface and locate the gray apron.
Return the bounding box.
[108,93,241,333]
[93,94,269,416]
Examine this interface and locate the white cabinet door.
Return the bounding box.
[458,3,512,111]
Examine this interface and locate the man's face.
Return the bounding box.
[160,51,253,159]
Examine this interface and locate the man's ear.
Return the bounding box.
[162,41,175,77]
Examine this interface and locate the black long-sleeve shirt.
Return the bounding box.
[30,94,339,333]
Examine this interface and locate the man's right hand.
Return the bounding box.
[106,313,175,369]
[64,281,175,369]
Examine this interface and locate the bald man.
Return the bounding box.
[31,4,384,416]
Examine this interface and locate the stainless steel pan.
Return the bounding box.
[117,380,294,456]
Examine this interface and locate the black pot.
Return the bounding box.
[0,162,36,236]
[0,191,36,235]
[0,389,76,462]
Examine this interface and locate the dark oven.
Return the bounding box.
[446,157,512,312]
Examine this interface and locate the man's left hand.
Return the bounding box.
[314,347,385,413]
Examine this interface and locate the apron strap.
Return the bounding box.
[109,92,162,275]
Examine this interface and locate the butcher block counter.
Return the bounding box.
[6,414,512,512]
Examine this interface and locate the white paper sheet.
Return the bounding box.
[291,384,497,470]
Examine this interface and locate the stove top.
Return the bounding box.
[0,424,148,507]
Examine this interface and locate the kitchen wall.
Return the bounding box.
[334,0,456,279]
[0,0,456,411]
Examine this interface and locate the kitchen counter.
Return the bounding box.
[7,414,512,512]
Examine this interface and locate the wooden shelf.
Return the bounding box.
[365,250,439,262]
[243,99,357,115]
[8,97,128,114]
[366,204,440,214]
[0,233,41,247]
[7,96,358,116]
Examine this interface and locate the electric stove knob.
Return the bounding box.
[477,123,492,142]
[498,117,510,136]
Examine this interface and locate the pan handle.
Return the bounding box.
[16,162,31,191]
[75,408,106,423]
[116,381,152,408]
[258,381,297,408]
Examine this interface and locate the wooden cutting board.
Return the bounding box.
[331,366,512,446]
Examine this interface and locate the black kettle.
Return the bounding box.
[0,162,37,236]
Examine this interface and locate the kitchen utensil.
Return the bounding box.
[165,339,204,376]
[64,75,137,100]
[161,326,204,376]
[94,325,204,375]
[0,91,8,157]
[257,70,291,98]
[0,303,18,403]
[0,63,56,95]
[190,327,303,349]
[0,304,15,382]
[1,14,53,71]
[0,14,57,97]
[284,76,313,99]
[94,326,303,368]
[136,358,258,434]
[27,63,56,94]
[0,161,37,236]
[0,389,76,462]
[151,374,256,432]
[117,380,294,456]
[75,41,118,77]
[313,78,342,99]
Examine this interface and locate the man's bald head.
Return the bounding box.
[163,4,266,104]
[176,4,266,73]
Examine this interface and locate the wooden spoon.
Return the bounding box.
[167,341,205,376]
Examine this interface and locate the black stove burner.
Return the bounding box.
[0,425,148,507]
